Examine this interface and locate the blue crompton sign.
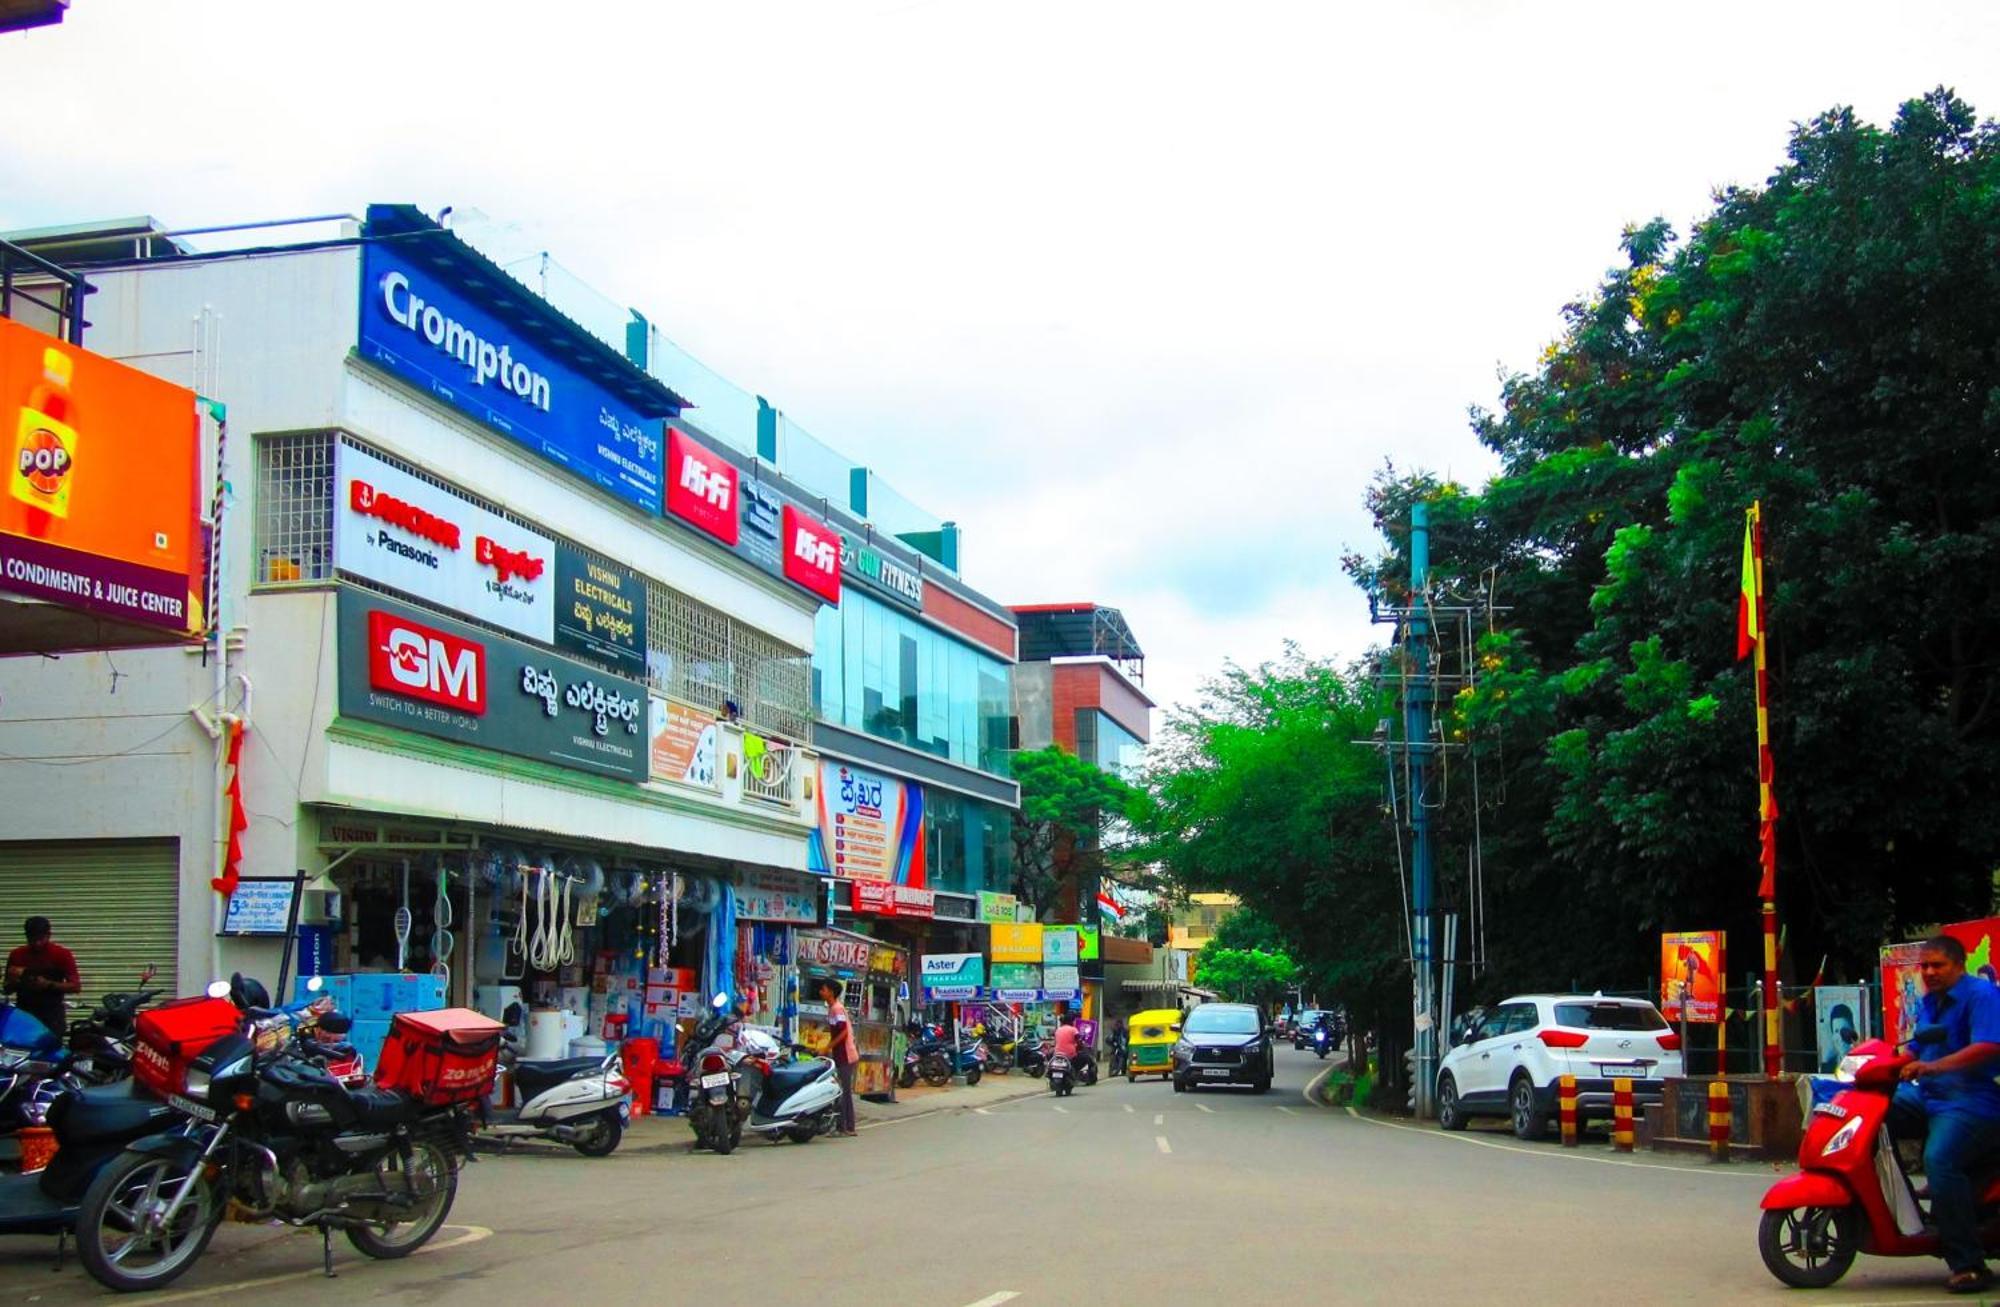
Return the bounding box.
[357,242,664,513]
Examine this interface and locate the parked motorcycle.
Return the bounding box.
[680,993,747,1155]
[1757,1033,1985,1288]
[898,1023,983,1088]
[733,1029,841,1144]
[65,966,164,1087]
[0,1080,181,1257]
[73,989,496,1293]
[486,1043,628,1157]
[1048,1052,1076,1098]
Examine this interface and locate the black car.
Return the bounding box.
[1171,1002,1274,1093]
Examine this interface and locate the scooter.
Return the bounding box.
[1312,1025,1332,1060]
[736,1032,842,1144]
[1757,1032,1994,1288]
[0,1078,181,1260]
[1048,1052,1076,1098]
[480,1004,630,1157]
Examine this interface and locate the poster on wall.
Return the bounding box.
[1043,926,1081,966]
[1815,985,1865,1073]
[729,868,819,925]
[808,760,927,887]
[333,441,557,643]
[1659,930,1725,1024]
[979,891,1018,924]
[0,318,206,633]
[989,922,1043,964]
[649,697,720,789]
[1945,917,2000,983]
[990,962,1041,1001]
[1881,942,1926,1046]
[357,239,665,513]
[1041,964,1081,1000]
[554,543,645,672]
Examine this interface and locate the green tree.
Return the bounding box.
[1194,945,1297,1006]
[1009,746,1140,921]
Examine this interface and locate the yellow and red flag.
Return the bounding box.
[1736,505,1761,660]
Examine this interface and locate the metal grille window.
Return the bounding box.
[254,432,334,583]
[645,578,812,740]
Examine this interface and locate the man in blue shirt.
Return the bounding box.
[1891,935,2000,1293]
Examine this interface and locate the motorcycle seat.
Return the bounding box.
[345,1085,417,1127]
[47,1079,172,1144]
[514,1057,604,1099]
[768,1059,830,1097]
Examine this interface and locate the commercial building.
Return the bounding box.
[0,208,837,1059]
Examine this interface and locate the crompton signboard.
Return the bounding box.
[334,442,556,642]
[337,586,647,781]
[357,243,664,513]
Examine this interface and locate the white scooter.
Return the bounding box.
[732,1026,842,1144]
[481,1018,631,1156]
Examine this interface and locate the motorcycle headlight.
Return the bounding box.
[1834,1053,1874,1083]
[1821,1116,1864,1157]
[184,1066,211,1100]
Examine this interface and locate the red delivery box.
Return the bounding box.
[133,996,240,1096]
[374,1008,504,1106]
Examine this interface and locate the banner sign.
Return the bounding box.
[782,503,841,605]
[1882,942,1925,1047]
[648,696,720,789]
[554,543,644,672]
[989,921,1043,964]
[1041,964,1081,1000]
[337,586,647,781]
[220,878,299,936]
[1043,926,1081,966]
[796,930,874,973]
[664,427,739,545]
[1,317,204,632]
[1079,926,1100,962]
[1659,930,1725,1024]
[358,243,664,513]
[990,962,1040,994]
[920,952,985,997]
[852,880,936,919]
[737,479,784,573]
[334,442,555,641]
[730,867,819,925]
[978,891,1019,925]
[841,532,924,610]
[816,762,913,882]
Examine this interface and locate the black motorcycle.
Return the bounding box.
[66,968,164,1087]
[677,995,746,1156]
[74,1014,479,1291]
[0,1080,180,1258]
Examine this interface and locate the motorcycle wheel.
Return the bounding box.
[898,1067,917,1089]
[570,1108,624,1158]
[921,1053,953,1088]
[347,1138,458,1258]
[1757,1206,1856,1288]
[786,1124,817,1144]
[705,1110,738,1155]
[77,1149,223,1292]
[966,1066,983,1087]
[1080,1060,1098,1087]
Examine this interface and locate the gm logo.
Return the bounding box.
[367,610,486,715]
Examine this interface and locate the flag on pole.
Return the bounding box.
[1737,509,1761,660]
[1095,889,1126,920]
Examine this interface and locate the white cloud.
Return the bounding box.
[4,1,1996,721]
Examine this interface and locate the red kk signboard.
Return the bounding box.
[782,504,841,605]
[664,428,739,546]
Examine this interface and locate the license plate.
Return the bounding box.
[1202,1068,1231,1078]
[167,1093,218,1122]
[1598,1064,1649,1080]
[700,1072,733,1089]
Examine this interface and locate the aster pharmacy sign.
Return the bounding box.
[333,442,556,642]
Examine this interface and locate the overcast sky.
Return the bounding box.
[5,1,1998,723]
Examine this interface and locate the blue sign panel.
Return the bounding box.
[357,244,663,513]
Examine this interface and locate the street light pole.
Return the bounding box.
[1408,502,1436,1119]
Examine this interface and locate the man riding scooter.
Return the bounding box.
[1890,934,2000,1295]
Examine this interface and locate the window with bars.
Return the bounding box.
[255,432,334,583]
[643,578,813,741]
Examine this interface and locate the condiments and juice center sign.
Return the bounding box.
[0,318,205,633]
[337,586,647,781]
[357,243,664,513]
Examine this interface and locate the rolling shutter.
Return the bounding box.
[0,840,180,1003]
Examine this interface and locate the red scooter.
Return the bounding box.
[1758,1036,2000,1287]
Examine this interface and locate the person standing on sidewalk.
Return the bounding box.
[820,979,859,1136]
[5,916,79,1040]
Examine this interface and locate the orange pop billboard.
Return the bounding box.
[1660,930,1726,1024]
[0,317,204,632]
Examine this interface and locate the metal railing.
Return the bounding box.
[0,238,88,344]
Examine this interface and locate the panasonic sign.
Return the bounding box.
[380,272,552,411]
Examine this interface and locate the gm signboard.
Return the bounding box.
[357,242,664,514]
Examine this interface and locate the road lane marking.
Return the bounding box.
[1053,1104,1069,1114]
[134,1224,494,1304]
[1156,1135,1172,1154]
[1303,1063,1338,1109]
[1275,1105,1296,1114]
[975,1107,994,1116]
[1196,1102,1215,1114]
[1123,1103,1134,1113]
[960,1294,1021,1307]
[1343,1107,1766,1178]
[1154,1113,1164,1125]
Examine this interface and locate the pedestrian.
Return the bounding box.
[5,916,79,1039]
[819,978,859,1136]
[1107,1015,1128,1077]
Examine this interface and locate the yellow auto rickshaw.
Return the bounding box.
[1125,1008,1184,1081]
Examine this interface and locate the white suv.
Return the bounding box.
[1435,994,1683,1139]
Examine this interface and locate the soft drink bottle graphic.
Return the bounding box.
[11,347,77,536]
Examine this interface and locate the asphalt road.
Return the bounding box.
[0,1045,1977,1304]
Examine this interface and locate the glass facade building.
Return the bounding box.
[813,592,1012,777]
[1076,708,1145,780]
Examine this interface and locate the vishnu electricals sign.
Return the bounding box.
[357,243,664,513]
[336,586,647,781]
